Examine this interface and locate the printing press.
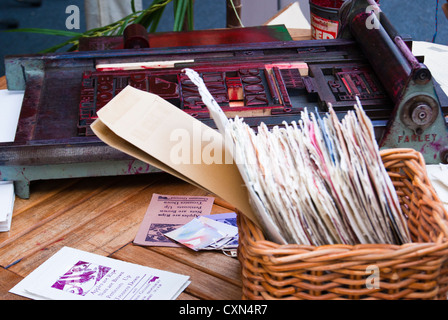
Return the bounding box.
[2,0,448,199]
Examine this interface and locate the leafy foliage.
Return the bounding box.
[3,0,195,53]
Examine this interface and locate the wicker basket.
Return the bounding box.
[237,148,448,300]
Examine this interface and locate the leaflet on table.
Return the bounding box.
[134,193,214,247]
[9,247,190,300]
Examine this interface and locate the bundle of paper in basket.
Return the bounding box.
[182,68,413,246]
[228,103,410,246]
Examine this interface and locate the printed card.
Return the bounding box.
[134,193,214,247]
[10,247,190,300]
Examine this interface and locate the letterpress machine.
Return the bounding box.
[2,0,448,198]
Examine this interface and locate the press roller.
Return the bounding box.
[339,0,448,163]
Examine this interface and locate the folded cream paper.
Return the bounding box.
[90,85,260,228]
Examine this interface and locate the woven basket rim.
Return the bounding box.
[238,213,448,263]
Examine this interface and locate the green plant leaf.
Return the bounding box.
[187,0,194,30]
[149,6,166,33]
[5,0,193,53]
[173,0,188,31]
[38,37,80,53]
[117,16,132,35]
[3,28,81,37]
[131,0,137,13]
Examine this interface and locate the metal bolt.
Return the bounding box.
[414,68,431,84]
[411,104,432,126]
[441,149,448,164]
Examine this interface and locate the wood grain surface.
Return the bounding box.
[0,172,242,300]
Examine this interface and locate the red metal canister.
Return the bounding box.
[309,0,346,39]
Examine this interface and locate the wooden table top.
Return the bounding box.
[0,75,242,300]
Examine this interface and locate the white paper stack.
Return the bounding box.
[0,89,24,143]
[90,69,412,247]
[0,181,15,232]
[0,89,23,232]
[225,105,411,246]
[186,68,412,246]
[182,69,410,246]
[10,247,190,300]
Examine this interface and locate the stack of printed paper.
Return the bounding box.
[10,247,190,300]
[0,89,24,143]
[226,105,411,246]
[0,89,24,231]
[181,68,410,246]
[0,181,15,232]
[90,68,411,246]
